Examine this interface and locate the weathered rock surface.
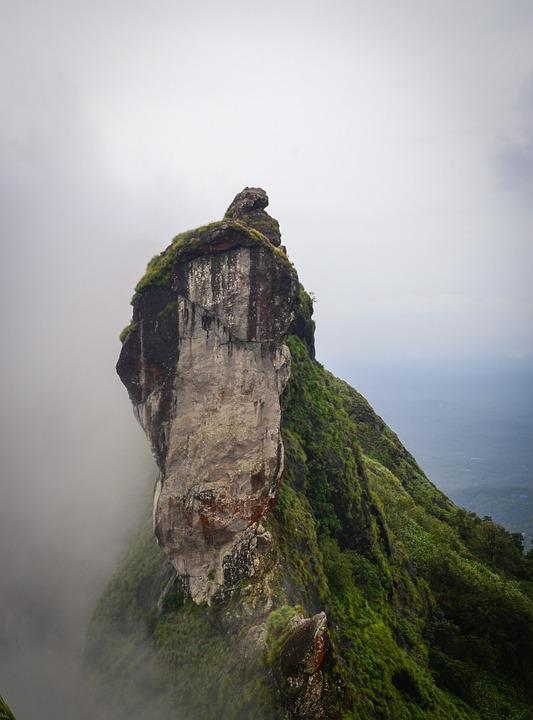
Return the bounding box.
[280,612,328,676]
[117,191,298,603]
[275,612,329,720]
[225,187,282,247]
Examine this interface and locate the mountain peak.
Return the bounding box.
[116,190,298,604]
[225,186,281,246]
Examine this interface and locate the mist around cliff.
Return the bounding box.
[0,333,155,718]
[0,151,160,714]
[1,1,533,718]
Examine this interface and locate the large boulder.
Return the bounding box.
[117,193,298,603]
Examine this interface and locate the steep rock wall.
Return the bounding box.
[117,192,298,602]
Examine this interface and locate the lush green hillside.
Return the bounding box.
[87,287,533,719]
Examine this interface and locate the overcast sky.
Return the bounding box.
[0,3,532,716]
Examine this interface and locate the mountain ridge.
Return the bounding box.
[86,189,533,719]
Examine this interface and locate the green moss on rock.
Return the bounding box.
[119,322,137,344]
[131,220,295,304]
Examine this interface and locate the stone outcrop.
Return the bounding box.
[279,612,329,720]
[280,612,328,676]
[225,187,282,247]
[117,189,298,603]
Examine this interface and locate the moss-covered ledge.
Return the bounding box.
[131,220,296,304]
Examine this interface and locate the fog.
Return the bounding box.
[1,1,532,717]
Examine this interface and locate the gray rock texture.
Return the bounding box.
[280,612,328,676]
[280,612,329,720]
[117,194,298,603]
[225,187,282,247]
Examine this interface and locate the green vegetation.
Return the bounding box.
[119,322,137,344]
[0,696,15,720]
[265,604,304,665]
[154,601,280,720]
[270,292,533,718]
[276,333,467,718]
[158,300,181,319]
[86,517,282,719]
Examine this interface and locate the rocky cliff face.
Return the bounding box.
[117,189,298,603]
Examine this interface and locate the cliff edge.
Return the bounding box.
[117,188,297,603]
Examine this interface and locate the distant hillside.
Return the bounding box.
[347,363,533,550]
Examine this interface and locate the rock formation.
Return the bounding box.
[224,186,282,247]
[117,189,298,603]
[88,187,533,720]
[279,612,329,719]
